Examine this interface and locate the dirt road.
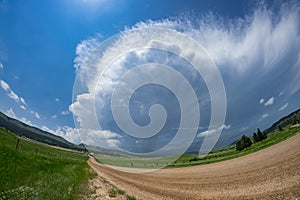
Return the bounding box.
[88,133,300,199]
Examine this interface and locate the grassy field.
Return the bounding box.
[0,128,95,200]
[95,126,300,168]
[96,154,179,169]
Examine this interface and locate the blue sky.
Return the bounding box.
[0,0,300,155]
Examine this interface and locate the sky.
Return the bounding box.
[0,0,300,155]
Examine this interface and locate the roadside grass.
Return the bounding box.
[95,126,300,169]
[168,125,300,167]
[107,188,128,198]
[0,128,94,199]
[108,189,117,197]
[116,189,125,195]
[126,195,137,200]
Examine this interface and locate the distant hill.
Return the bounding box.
[264,108,300,134]
[0,111,87,152]
[225,108,300,146]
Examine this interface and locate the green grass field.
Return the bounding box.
[96,154,179,169]
[95,126,300,169]
[0,128,95,200]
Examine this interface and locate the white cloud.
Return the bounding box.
[132,4,300,77]
[35,112,40,119]
[6,108,16,118]
[0,62,3,70]
[8,90,20,102]
[61,110,69,115]
[20,105,26,110]
[51,114,57,119]
[69,93,99,129]
[264,97,274,106]
[55,98,59,102]
[259,98,264,104]
[278,91,284,96]
[0,80,9,91]
[41,125,53,133]
[70,2,300,150]
[40,125,120,147]
[262,113,269,118]
[20,117,33,126]
[0,79,27,105]
[30,111,40,119]
[197,124,231,138]
[289,51,300,94]
[20,97,26,105]
[279,103,288,111]
[6,108,33,126]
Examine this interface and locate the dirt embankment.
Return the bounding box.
[88,133,300,199]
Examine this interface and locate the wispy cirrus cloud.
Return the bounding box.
[279,103,288,111]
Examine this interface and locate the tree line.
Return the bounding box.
[236,128,267,151]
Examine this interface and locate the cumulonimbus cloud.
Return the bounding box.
[69,1,300,149]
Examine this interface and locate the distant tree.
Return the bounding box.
[242,135,253,148]
[263,131,267,139]
[279,125,283,131]
[236,135,253,151]
[236,139,243,151]
[257,128,264,141]
[255,128,267,142]
[253,132,258,143]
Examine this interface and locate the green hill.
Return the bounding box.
[264,108,300,134]
[0,112,86,152]
[0,128,94,199]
